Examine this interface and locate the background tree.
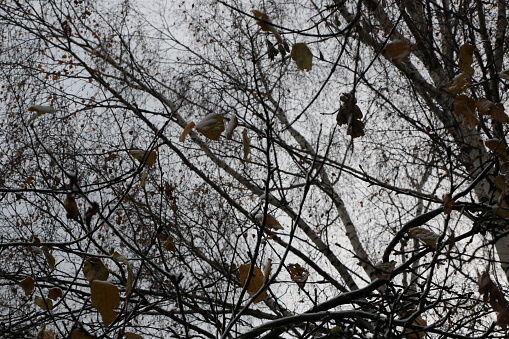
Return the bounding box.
[0,0,508,338]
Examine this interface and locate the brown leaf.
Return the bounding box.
[163,236,176,252]
[347,119,365,138]
[83,257,109,282]
[239,264,267,303]
[19,276,35,296]
[291,43,313,71]
[255,214,284,230]
[112,251,134,296]
[408,227,439,248]
[179,121,196,142]
[34,296,53,311]
[90,280,120,327]
[251,10,283,44]
[225,116,238,140]
[491,103,509,123]
[129,150,157,168]
[445,72,471,94]
[64,194,80,220]
[37,324,54,339]
[485,139,507,160]
[476,98,494,115]
[41,246,55,271]
[443,194,454,215]
[287,263,310,289]
[478,271,509,329]
[458,43,475,76]
[125,333,144,339]
[48,287,63,300]
[195,114,225,140]
[85,202,99,227]
[242,128,251,162]
[386,40,411,62]
[71,328,96,339]
[453,95,479,128]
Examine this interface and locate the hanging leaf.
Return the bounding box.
[291,43,313,71]
[129,150,157,168]
[286,263,310,289]
[34,296,53,311]
[478,271,509,329]
[255,213,284,230]
[443,194,454,215]
[445,72,471,94]
[28,105,57,124]
[386,40,411,63]
[195,113,225,140]
[453,95,479,128]
[112,251,134,296]
[37,324,54,339]
[500,69,509,81]
[485,139,507,160]
[83,257,109,282]
[401,309,427,339]
[251,10,283,44]
[64,194,80,221]
[242,128,251,162]
[42,246,55,271]
[140,172,148,188]
[476,98,494,116]
[90,280,120,327]
[225,116,238,140]
[458,43,475,76]
[48,287,63,301]
[19,276,35,296]
[239,264,267,303]
[85,202,100,228]
[408,227,439,248]
[125,333,144,339]
[179,121,196,142]
[372,260,396,281]
[163,235,176,252]
[337,93,365,138]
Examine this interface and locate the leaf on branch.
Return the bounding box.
[476,98,494,116]
[28,105,57,124]
[453,95,479,128]
[125,333,144,339]
[255,213,284,230]
[19,276,35,296]
[34,296,53,311]
[225,116,238,140]
[48,287,63,301]
[129,150,157,168]
[286,263,310,288]
[491,103,509,124]
[242,128,251,162]
[85,202,99,227]
[291,43,313,71]
[408,227,439,248]
[163,235,176,252]
[485,139,507,161]
[443,194,454,215]
[445,72,471,94]
[37,324,54,339]
[42,246,56,271]
[385,40,411,63]
[478,271,509,329]
[372,260,396,281]
[64,194,80,221]
[195,113,225,140]
[179,121,196,142]
[140,172,148,188]
[337,93,365,138]
[113,251,134,295]
[251,10,283,44]
[458,43,475,76]
[83,257,109,282]
[90,280,120,327]
[239,264,267,303]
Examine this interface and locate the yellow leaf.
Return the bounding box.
[34,296,53,310]
[459,43,475,76]
[19,276,35,296]
[238,264,267,303]
[179,121,195,142]
[251,10,283,44]
[129,150,157,167]
[408,227,439,248]
[445,72,471,94]
[125,332,144,339]
[83,257,109,282]
[386,40,411,62]
[90,280,120,327]
[48,287,63,300]
[242,128,251,162]
[453,95,479,128]
[195,114,225,140]
[291,43,313,71]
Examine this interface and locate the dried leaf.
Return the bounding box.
[386,40,411,62]
[453,95,479,128]
[372,260,396,281]
[242,128,251,162]
[195,114,225,140]
[28,105,57,124]
[408,227,439,248]
[287,263,310,289]
[37,324,54,339]
[500,69,509,80]
[476,98,494,116]
[140,172,148,188]
[255,214,284,230]
[34,296,53,310]
[71,328,96,339]
[337,93,364,138]
[90,280,120,327]
[445,72,471,94]
[485,139,507,160]
[179,121,196,142]
[85,202,99,227]
[251,10,283,44]
[163,236,176,252]
[291,43,313,71]
[64,194,80,220]
[491,103,509,123]
[402,310,427,339]
[129,150,157,167]
[48,287,63,300]
[458,43,475,76]
[443,194,454,215]
[225,116,238,140]
[83,257,109,282]
[125,333,144,339]
[112,251,134,295]
[42,246,55,271]
[478,271,509,329]
[239,264,267,303]
[19,276,35,296]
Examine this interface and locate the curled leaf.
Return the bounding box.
[42,246,56,271]
[28,105,57,124]
[458,43,475,76]
[251,10,283,44]
[225,116,238,140]
[85,202,99,227]
[195,113,225,140]
[445,72,471,94]
[255,213,284,230]
[48,287,63,301]
[478,271,509,329]
[179,121,196,142]
[239,264,267,303]
[163,235,176,252]
[443,194,454,215]
[291,43,313,71]
[83,257,109,282]
[286,263,310,289]
[129,150,157,167]
[113,251,134,296]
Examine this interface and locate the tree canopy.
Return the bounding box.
[0,0,509,338]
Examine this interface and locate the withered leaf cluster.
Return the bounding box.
[336,93,365,138]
